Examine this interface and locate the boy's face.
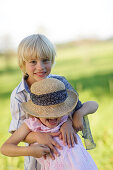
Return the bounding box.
[39,117,62,128]
[25,58,52,86]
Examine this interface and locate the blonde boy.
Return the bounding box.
[8,34,98,170]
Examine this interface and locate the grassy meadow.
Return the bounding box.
[0,39,113,170]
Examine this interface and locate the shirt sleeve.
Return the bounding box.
[8,90,27,133]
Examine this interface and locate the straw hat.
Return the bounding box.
[21,78,78,118]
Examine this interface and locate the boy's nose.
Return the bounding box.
[36,61,44,70]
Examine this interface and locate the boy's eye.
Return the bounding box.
[42,58,50,63]
[30,60,37,64]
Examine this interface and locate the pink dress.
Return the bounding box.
[24,116,98,170]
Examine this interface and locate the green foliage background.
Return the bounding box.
[0,40,113,170]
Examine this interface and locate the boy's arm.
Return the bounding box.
[1,123,50,158]
[72,101,98,131]
[60,101,98,147]
[9,90,26,133]
[73,101,98,117]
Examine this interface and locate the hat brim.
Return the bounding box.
[21,90,78,118]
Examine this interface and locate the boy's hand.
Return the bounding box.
[73,112,83,132]
[60,119,77,148]
[35,131,62,159]
[29,144,51,158]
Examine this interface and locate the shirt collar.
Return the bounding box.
[16,77,30,94]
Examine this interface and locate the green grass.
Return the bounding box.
[0,40,113,170]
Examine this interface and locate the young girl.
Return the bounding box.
[1,78,98,170]
[8,34,98,169]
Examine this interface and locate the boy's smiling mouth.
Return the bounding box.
[34,72,46,78]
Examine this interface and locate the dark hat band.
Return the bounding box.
[30,89,68,106]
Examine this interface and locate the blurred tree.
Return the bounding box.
[0,34,16,69]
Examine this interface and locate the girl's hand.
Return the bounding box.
[73,112,83,132]
[60,119,77,148]
[29,144,51,158]
[35,131,62,159]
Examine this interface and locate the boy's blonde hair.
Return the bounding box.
[17,34,56,74]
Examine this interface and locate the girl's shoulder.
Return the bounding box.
[24,117,52,132]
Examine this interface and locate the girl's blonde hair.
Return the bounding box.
[17,34,56,74]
